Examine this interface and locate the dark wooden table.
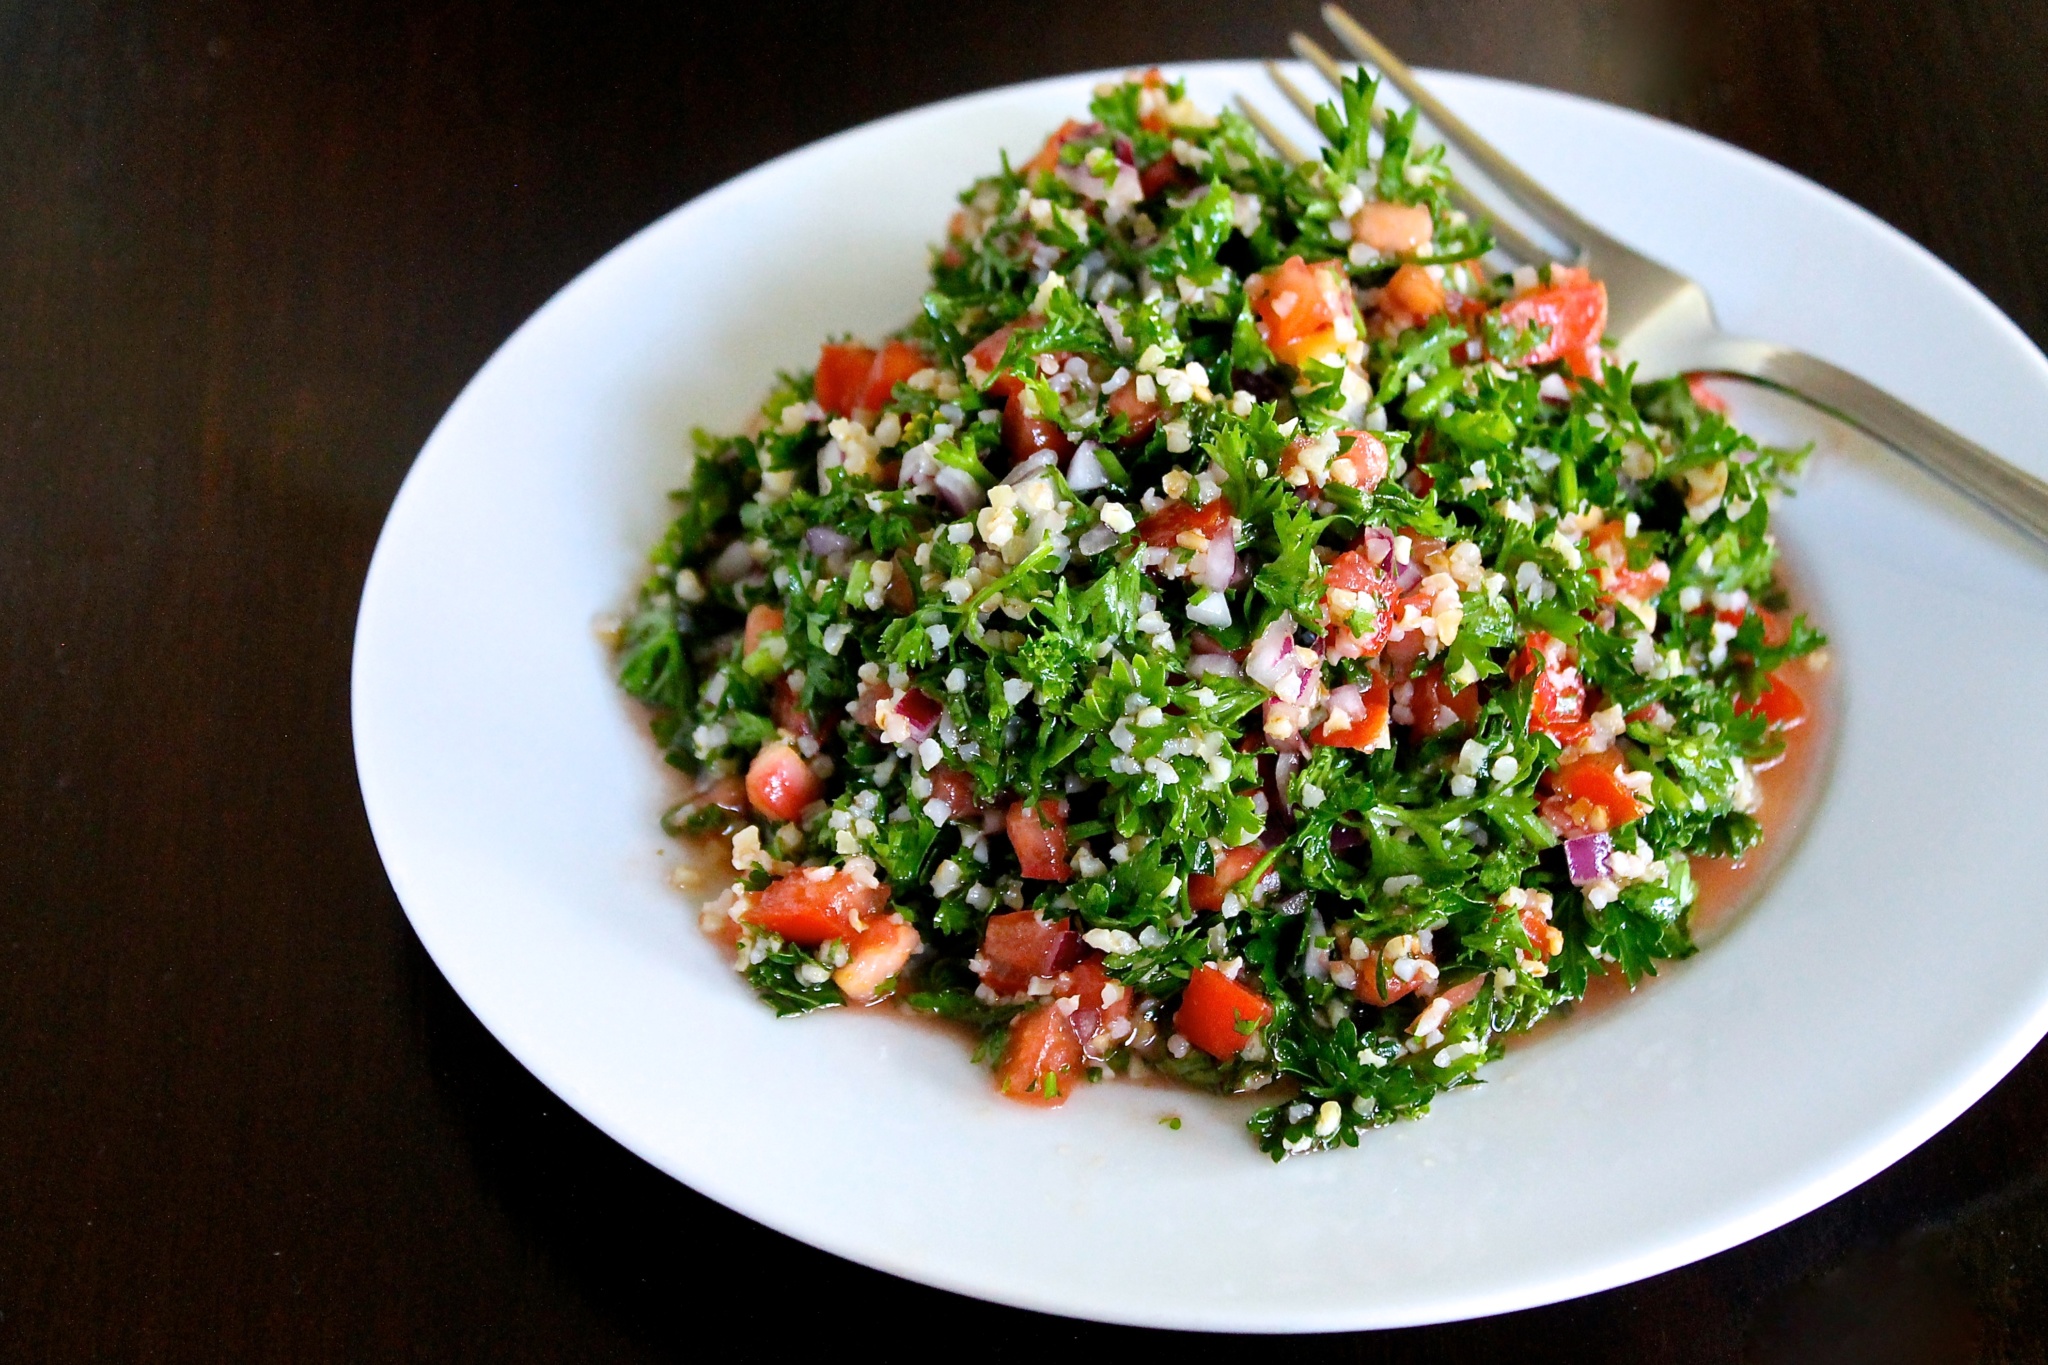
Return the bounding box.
[6,2,2045,1359]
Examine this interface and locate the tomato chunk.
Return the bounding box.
[745,741,822,822]
[1106,379,1160,444]
[743,603,784,658]
[833,914,921,1003]
[927,766,983,821]
[1541,749,1643,837]
[1324,539,1399,660]
[1188,843,1267,912]
[1135,495,1233,549]
[1005,799,1072,881]
[997,1003,1083,1104]
[1499,266,1608,376]
[1247,256,1349,367]
[1001,387,1074,462]
[1516,632,1592,746]
[1737,668,1808,730]
[1023,119,1091,178]
[1175,964,1273,1060]
[977,910,1084,996]
[1351,199,1434,256]
[1311,675,1392,750]
[1380,262,1446,323]
[1054,956,1134,1058]
[745,865,891,946]
[1401,665,1481,736]
[815,343,876,417]
[1587,521,1670,607]
[857,339,929,414]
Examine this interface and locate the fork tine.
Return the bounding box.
[1233,93,1309,165]
[1320,3,1611,257]
[1280,39,1553,266]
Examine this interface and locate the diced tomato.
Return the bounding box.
[1433,974,1487,1013]
[1686,372,1729,414]
[1247,256,1349,367]
[815,342,876,417]
[1001,387,1074,462]
[965,318,1037,398]
[1323,541,1398,660]
[1498,266,1608,376]
[977,910,1085,996]
[1138,155,1180,198]
[1330,429,1390,490]
[1188,843,1267,912]
[1516,902,1559,961]
[743,603,784,658]
[1005,799,1072,882]
[1540,749,1643,837]
[997,1003,1083,1104]
[745,865,891,946]
[1106,379,1160,445]
[1135,495,1234,549]
[1516,632,1593,746]
[1351,199,1434,256]
[1736,668,1808,730]
[1380,262,1447,323]
[1053,956,1134,1058]
[767,675,818,741]
[1587,521,1671,606]
[832,914,921,1003]
[1023,119,1091,178]
[1175,964,1273,1060]
[1756,606,1793,649]
[856,339,930,415]
[745,741,823,822]
[1403,665,1481,736]
[1311,674,1392,750]
[927,766,983,821]
[1352,941,1433,1007]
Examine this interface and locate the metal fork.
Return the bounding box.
[1240,3,2048,546]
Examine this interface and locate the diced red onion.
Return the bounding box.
[1330,825,1366,855]
[1263,751,1299,826]
[1188,652,1241,679]
[803,525,854,557]
[708,539,756,584]
[1564,832,1613,885]
[1244,616,1299,693]
[934,465,985,515]
[1185,591,1231,629]
[894,687,944,743]
[897,442,940,488]
[1077,525,1119,556]
[1065,441,1109,492]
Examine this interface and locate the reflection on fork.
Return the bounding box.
[1233,3,2048,547]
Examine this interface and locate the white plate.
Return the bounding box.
[352,63,2048,1331]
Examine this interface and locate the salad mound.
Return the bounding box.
[614,69,1824,1157]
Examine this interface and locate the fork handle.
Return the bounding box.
[1693,338,2048,547]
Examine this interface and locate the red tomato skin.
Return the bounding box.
[1354,955,1426,1008]
[977,910,1085,996]
[743,604,784,658]
[1001,388,1074,462]
[833,915,921,1003]
[1686,373,1730,414]
[997,1004,1083,1105]
[1135,496,1234,549]
[815,343,876,416]
[1404,665,1480,736]
[1175,964,1274,1060]
[745,741,822,822]
[1106,380,1160,445]
[927,766,982,821]
[1737,668,1808,729]
[857,340,929,414]
[1188,844,1266,912]
[767,675,818,741]
[1006,799,1073,881]
[1323,543,1397,659]
[1499,271,1608,375]
[1516,632,1593,745]
[745,867,891,946]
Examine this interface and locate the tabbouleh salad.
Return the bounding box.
[612,69,1824,1158]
